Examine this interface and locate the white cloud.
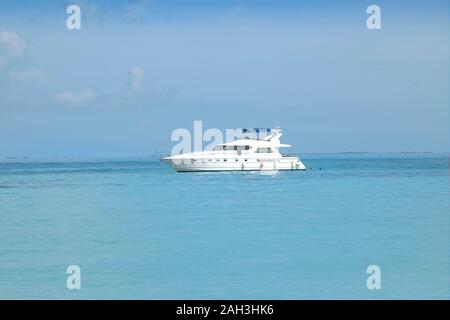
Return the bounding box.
[54,89,96,105]
[129,66,145,89]
[9,67,42,81]
[0,30,26,68]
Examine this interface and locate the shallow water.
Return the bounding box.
[0,154,448,299]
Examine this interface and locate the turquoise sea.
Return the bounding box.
[0,154,448,299]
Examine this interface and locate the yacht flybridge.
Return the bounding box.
[162,128,306,172]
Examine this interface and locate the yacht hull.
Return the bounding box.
[163,157,306,172]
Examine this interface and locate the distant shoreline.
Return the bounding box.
[301,151,436,155]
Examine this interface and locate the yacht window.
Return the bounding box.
[256,148,272,153]
[233,145,251,151]
[224,159,227,162]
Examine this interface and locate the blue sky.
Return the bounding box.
[0,0,448,158]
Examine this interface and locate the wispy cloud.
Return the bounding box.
[54,89,96,105]
[0,30,27,68]
[128,66,145,89]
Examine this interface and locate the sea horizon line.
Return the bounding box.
[0,151,448,164]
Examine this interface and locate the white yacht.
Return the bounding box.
[162,128,306,172]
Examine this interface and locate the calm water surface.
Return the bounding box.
[0,154,448,299]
